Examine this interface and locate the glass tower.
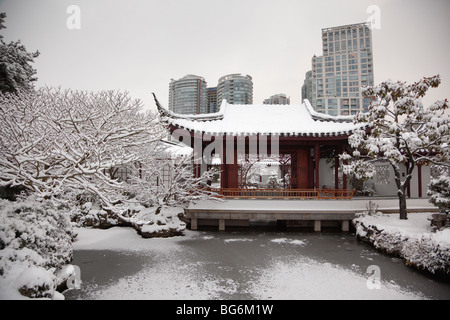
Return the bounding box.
[206,87,218,113]
[305,22,375,116]
[169,74,207,114]
[217,74,253,106]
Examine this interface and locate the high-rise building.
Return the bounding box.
[217,74,253,105]
[301,70,313,103]
[168,74,207,114]
[305,22,375,116]
[206,87,218,113]
[263,93,290,105]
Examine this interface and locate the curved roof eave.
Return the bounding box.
[152,93,225,122]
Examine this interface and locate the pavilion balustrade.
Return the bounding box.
[207,188,355,200]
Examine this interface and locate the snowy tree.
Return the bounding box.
[0,87,164,222]
[428,172,450,213]
[1,86,218,238]
[341,75,449,220]
[267,174,280,189]
[0,13,39,94]
[238,154,262,188]
[95,140,218,237]
[127,144,217,215]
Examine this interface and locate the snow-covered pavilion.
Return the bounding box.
[152,94,435,230]
[153,94,364,199]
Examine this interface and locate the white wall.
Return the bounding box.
[319,158,335,189]
[363,161,430,198]
[318,159,431,198]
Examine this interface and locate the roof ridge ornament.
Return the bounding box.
[303,99,354,123]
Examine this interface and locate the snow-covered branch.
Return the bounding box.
[0,87,164,210]
[126,144,218,214]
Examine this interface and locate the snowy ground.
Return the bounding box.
[65,213,450,300]
[355,212,448,237]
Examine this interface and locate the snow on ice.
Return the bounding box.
[65,227,432,300]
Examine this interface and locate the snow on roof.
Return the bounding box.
[153,93,361,137]
[159,139,193,157]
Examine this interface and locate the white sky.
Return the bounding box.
[0,0,449,111]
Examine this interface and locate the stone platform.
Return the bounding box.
[184,198,438,231]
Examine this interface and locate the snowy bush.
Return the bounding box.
[353,214,450,275]
[0,197,75,298]
[130,205,186,238]
[70,198,127,230]
[428,174,450,213]
[353,217,407,256]
[402,232,450,274]
[267,175,280,189]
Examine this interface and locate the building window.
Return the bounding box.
[363,98,372,110]
[328,110,338,116]
[328,98,338,109]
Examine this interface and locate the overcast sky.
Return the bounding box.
[1,0,449,111]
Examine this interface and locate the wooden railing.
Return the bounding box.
[207,188,355,200]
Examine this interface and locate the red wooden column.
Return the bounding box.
[226,149,239,188]
[314,144,320,189]
[193,132,202,178]
[221,136,239,189]
[418,164,423,198]
[220,136,227,189]
[297,149,310,189]
[308,152,314,189]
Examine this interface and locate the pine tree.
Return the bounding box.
[341,75,449,220]
[0,13,39,94]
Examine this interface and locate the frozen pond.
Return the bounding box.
[65,227,450,300]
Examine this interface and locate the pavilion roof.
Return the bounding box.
[153,93,362,138]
